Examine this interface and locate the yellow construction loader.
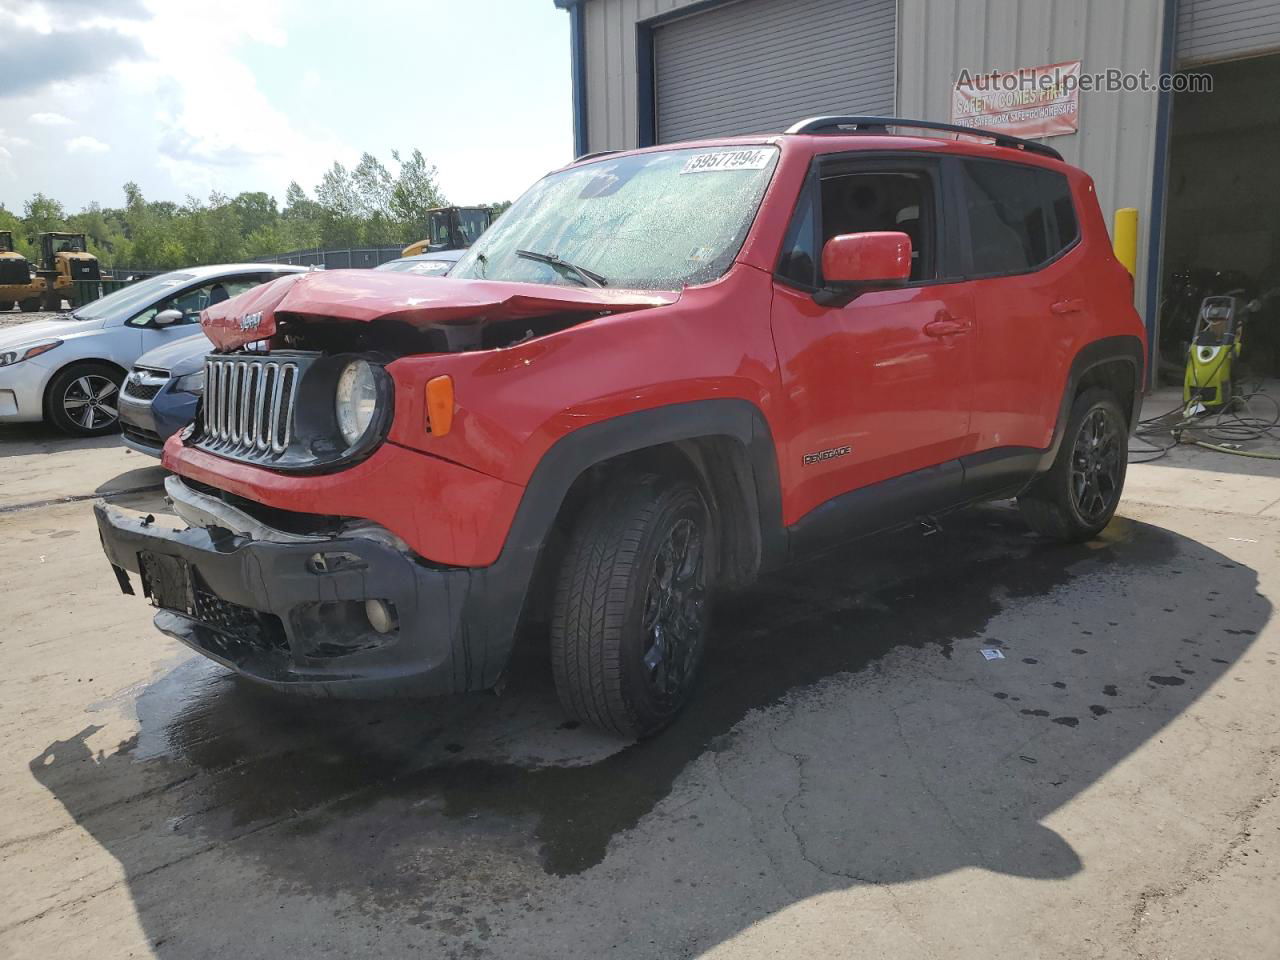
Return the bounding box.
[401,206,494,257]
[34,232,101,310]
[0,231,43,312]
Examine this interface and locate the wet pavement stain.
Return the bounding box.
[25,506,1273,949]
[48,510,1173,874]
[1150,675,1187,686]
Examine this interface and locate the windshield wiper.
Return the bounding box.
[516,249,607,288]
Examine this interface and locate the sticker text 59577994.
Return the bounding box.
[680,149,774,174]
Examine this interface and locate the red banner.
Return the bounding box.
[951,60,1080,140]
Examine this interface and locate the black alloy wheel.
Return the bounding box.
[1069,405,1124,525]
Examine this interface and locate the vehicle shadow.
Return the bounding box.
[0,422,124,459]
[27,504,1270,957]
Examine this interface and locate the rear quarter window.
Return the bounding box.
[958,158,1078,276]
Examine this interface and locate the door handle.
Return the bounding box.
[923,315,972,338]
[1051,298,1087,316]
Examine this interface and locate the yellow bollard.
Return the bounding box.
[1113,207,1138,277]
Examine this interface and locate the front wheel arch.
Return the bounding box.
[460,399,785,693]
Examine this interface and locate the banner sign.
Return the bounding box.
[951,59,1081,139]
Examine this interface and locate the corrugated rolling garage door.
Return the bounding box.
[1177,0,1280,67]
[654,0,896,144]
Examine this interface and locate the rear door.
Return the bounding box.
[951,157,1083,455]
[769,153,977,529]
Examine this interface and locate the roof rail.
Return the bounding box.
[784,115,1064,162]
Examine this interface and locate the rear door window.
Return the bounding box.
[957,159,1077,276]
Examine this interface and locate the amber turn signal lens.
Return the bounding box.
[425,375,454,436]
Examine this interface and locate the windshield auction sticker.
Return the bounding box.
[680,149,773,173]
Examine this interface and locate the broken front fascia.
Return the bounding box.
[94,474,515,696]
[162,474,411,552]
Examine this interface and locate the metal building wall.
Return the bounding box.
[653,0,895,142]
[897,0,1168,317]
[581,0,708,154]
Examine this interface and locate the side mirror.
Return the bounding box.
[815,231,913,307]
[153,308,183,327]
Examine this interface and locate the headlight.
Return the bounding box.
[0,339,62,367]
[334,359,379,446]
[173,370,206,395]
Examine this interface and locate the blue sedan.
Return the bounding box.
[118,334,212,456]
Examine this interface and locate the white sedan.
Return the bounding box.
[0,263,303,436]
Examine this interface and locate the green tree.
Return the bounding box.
[390,149,447,238]
[0,205,36,258]
[22,193,68,240]
[315,162,363,246]
[230,191,279,236]
[5,147,450,268]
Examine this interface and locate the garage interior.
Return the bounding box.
[1160,21,1280,382]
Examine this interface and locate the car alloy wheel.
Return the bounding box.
[62,374,119,431]
[640,514,708,704]
[1069,405,1123,525]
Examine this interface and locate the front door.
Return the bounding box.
[132,276,267,353]
[769,156,976,529]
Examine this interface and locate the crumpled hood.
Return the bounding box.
[0,315,108,350]
[200,269,680,351]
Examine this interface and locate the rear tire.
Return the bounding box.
[1018,387,1128,542]
[550,475,713,738]
[19,298,40,313]
[45,362,124,437]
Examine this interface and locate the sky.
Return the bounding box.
[0,0,573,213]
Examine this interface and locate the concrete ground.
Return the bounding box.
[1,389,1278,960]
[0,308,69,329]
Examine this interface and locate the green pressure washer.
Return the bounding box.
[1183,292,1260,410]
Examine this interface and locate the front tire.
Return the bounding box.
[1018,387,1128,542]
[550,475,713,738]
[46,362,123,436]
[19,298,41,313]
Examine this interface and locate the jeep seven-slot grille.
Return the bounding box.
[198,356,298,458]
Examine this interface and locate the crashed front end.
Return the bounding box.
[95,475,475,696]
[95,269,676,696]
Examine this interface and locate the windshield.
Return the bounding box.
[450,145,779,290]
[71,272,196,321]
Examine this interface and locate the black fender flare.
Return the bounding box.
[459,398,785,688]
[1036,334,1146,473]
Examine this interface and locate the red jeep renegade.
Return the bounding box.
[96,117,1145,738]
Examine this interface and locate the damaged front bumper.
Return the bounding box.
[94,477,496,697]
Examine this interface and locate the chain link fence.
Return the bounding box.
[255,246,409,269]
